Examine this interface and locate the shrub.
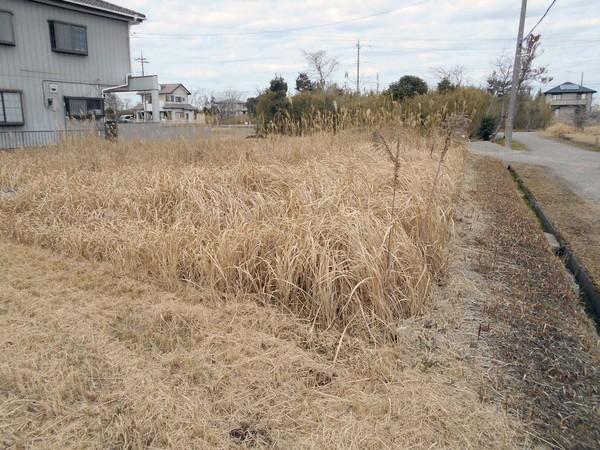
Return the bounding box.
[386,75,428,101]
[437,78,456,93]
[478,115,498,140]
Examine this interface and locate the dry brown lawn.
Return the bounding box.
[544,123,600,151]
[468,157,600,449]
[0,233,525,449]
[512,163,600,288]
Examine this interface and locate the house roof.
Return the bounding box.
[56,0,146,23]
[544,82,596,95]
[160,84,191,95]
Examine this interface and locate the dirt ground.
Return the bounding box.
[512,163,600,290]
[1,156,599,448]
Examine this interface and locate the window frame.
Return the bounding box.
[0,10,15,46]
[0,90,25,126]
[64,96,104,119]
[48,20,88,56]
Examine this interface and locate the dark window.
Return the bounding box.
[0,90,24,126]
[0,10,15,45]
[49,21,87,55]
[65,97,104,119]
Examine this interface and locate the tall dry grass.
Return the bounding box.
[546,122,600,137]
[545,122,579,138]
[0,128,465,330]
[545,122,600,149]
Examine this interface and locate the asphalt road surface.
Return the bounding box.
[470,132,600,202]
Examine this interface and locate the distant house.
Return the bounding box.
[544,82,596,123]
[213,99,248,118]
[0,0,145,148]
[136,83,199,122]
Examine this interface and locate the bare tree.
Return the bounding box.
[486,55,513,98]
[486,55,513,130]
[518,34,552,92]
[104,93,123,119]
[431,65,468,87]
[303,50,339,89]
[190,88,210,108]
[486,34,552,133]
[121,97,132,111]
[487,35,552,98]
[223,88,243,102]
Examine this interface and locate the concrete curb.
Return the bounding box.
[508,165,600,326]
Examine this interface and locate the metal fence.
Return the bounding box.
[0,129,102,150]
[0,123,255,150]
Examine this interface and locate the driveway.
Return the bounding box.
[469,132,600,201]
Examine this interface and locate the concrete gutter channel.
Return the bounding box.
[508,165,600,330]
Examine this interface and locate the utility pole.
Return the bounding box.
[376,72,380,93]
[135,51,149,76]
[135,51,150,121]
[580,72,584,86]
[356,40,361,95]
[505,0,527,149]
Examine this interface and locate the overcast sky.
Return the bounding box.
[124,0,600,101]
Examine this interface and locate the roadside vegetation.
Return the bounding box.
[512,163,600,290]
[545,122,600,151]
[469,158,600,449]
[491,137,527,150]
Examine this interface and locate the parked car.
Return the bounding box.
[118,114,134,123]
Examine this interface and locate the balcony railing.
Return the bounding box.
[547,98,589,107]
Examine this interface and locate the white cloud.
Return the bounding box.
[126,0,600,98]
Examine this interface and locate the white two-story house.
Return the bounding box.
[135,83,199,122]
[544,82,596,123]
[0,0,145,148]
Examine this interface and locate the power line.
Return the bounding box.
[131,0,431,38]
[523,0,558,40]
[131,44,600,67]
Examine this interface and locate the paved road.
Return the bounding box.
[470,132,600,202]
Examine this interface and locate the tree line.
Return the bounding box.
[246,35,554,138]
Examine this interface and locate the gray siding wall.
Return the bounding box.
[0,0,132,133]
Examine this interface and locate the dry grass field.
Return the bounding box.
[0,129,537,448]
[0,234,527,449]
[545,123,600,151]
[0,129,464,329]
[3,129,599,447]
